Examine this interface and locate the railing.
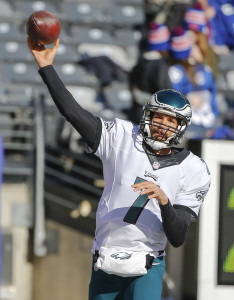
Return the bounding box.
[1,90,104,256]
[33,94,47,256]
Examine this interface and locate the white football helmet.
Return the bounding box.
[139,89,192,150]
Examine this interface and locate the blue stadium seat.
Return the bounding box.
[218,51,234,71]
[2,84,34,105]
[216,71,228,92]
[114,28,142,47]
[113,0,144,5]
[111,4,144,27]
[0,113,15,133]
[0,62,41,84]
[103,83,132,111]
[16,0,60,19]
[63,1,112,26]
[0,41,33,62]
[54,42,80,63]
[226,70,234,91]
[54,63,99,87]
[0,22,24,41]
[77,43,133,71]
[70,26,114,45]
[0,0,16,21]
[66,85,104,113]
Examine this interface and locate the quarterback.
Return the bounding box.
[27,38,211,300]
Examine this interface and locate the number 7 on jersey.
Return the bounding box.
[123,177,149,225]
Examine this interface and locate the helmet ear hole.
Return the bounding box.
[177,119,183,128]
[149,111,154,119]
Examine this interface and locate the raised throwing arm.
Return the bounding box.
[27,37,101,151]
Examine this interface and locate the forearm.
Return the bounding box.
[38,65,99,149]
[160,201,191,247]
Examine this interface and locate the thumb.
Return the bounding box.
[53,38,60,51]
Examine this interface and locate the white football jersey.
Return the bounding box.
[87,118,211,256]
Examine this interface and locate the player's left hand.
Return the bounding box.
[132,181,169,205]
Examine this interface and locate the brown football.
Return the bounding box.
[26,10,61,45]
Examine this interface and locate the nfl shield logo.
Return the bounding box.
[153,161,160,169]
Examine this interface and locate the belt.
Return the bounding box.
[93,250,99,263]
[93,250,164,264]
[157,250,165,257]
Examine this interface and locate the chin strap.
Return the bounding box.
[146,139,168,151]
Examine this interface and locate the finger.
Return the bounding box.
[27,36,45,51]
[132,184,156,192]
[132,184,151,192]
[27,36,38,49]
[138,182,159,189]
[140,189,155,196]
[133,187,142,192]
[55,38,60,48]
[27,36,34,49]
[141,191,158,200]
[132,181,152,188]
[38,44,46,51]
[133,186,153,192]
[51,38,60,52]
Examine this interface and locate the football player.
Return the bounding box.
[27,37,211,300]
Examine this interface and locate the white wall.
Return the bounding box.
[1,183,33,300]
[198,140,234,300]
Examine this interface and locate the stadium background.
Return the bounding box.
[0,0,234,299]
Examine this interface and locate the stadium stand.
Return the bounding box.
[0,1,234,299]
[0,41,33,62]
[0,0,233,232]
[0,1,16,21]
[0,0,233,215]
[15,0,60,19]
[0,21,24,42]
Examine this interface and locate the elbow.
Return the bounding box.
[169,238,186,248]
[166,226,189,248]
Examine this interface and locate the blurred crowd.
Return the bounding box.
[35,0,233,154]
[128,0,234,142]
[1,1,234,157]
